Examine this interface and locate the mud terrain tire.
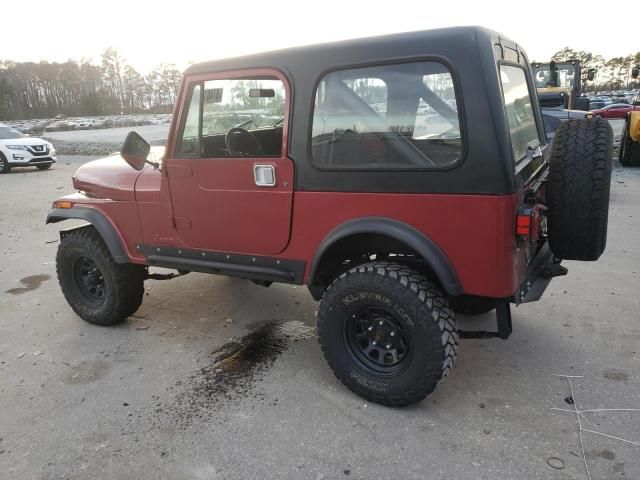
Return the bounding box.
[547,118,613,261]
[317,262,458,407]
[56,227,145,326]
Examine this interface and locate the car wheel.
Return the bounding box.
[547,118,613,261]
[0,152,11,173]
[450,295,497,315]
[36,164,52,170]
[317,261,458,407]
[56,227,145,326]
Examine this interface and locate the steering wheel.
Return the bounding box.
[225,127,263,156]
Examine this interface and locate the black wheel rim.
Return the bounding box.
[344,306,410,375]
[72,256,106,304]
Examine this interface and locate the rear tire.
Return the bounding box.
[547,118,613,261]
[317,261,458,407]
[56,227,145,326]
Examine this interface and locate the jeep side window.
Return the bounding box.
[175,76,286,159]
[176,84,202,157]
[499,65,540,162]
[311,61,463,169]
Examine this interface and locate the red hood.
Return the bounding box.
[72,147,164,201]
[73,155,142,201]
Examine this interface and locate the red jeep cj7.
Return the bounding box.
[47,27,613,406]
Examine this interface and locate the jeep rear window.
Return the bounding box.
[500,65,540,162]
[311,61,462,170]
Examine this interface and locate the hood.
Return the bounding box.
[73,155,142,201]
[541,107,589,120]
[72,146,164,201]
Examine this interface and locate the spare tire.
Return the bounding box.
[547,118,613,261]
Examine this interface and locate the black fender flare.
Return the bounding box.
[309,217,463,295]
[46,207,128,263]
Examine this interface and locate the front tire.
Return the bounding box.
[0,152,10,173]
[36,164,52,170]
[317,262,458,407]
[56,227,145,326]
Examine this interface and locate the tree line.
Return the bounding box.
[549,47,640,92]
[1,46,638,121]
[0,48,182,120]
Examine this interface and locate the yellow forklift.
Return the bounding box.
[531,60,596,111]
[619,66,640,166]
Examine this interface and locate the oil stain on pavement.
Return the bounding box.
[165,320,316,427]
[5,274,50,295]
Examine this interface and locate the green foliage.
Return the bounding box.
[0,50,183,120]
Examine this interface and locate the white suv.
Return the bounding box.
[0,125,56,173]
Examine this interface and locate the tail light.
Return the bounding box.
[516,205,546,240]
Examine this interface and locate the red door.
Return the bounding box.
[164,70,294,256]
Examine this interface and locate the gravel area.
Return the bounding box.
[44,139,122,156]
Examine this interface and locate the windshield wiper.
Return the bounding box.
[234,119,254,129]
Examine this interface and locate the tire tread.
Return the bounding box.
[317,261,458,407]
[547,118,613,261]
[56,227,144,326]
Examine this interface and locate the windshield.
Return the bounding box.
[500,65,540,162]
[201,79,285,135]
[0,126,26,139]
[533,63,576,89]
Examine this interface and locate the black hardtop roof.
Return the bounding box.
[185,26,517,77]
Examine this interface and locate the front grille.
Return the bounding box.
[28,145,49,156]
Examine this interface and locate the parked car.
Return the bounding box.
[0,125,56,173]
[592,103,640,119]
[47,27,613,407]
[45,121,75,132]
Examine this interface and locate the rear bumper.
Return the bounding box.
[512,241,567,304]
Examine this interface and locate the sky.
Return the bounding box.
[1,0,636,74]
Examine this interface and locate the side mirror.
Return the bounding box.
[121,131,150,171]
[587,68,596,81]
